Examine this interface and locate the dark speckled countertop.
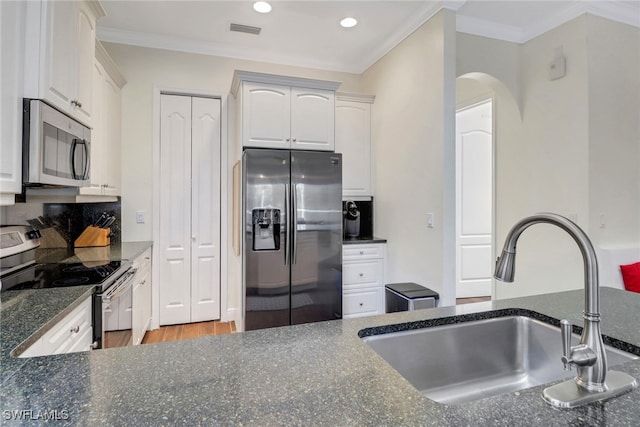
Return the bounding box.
[2,286,640,425]
[0,242,152,386]
[343,236,387,244]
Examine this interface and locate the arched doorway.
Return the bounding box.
[455,73,521,302]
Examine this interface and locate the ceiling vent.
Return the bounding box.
[230,23,262,35]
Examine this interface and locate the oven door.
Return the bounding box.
[95,268,137,349]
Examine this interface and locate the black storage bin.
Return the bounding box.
[385,282,439,313]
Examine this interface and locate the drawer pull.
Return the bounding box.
[70,326,80,334]
[359,302,364,306]
[359,250,364,255]
[359,273,364,277]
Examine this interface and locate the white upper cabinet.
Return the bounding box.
[24,0,105,126]
[335,93,375,197]
[232,71,341,151]
[80,42,126,199]
[242,82,291,148]
[0,1,26,205]
[290,88,335,151]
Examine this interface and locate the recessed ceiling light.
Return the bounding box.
[253,1,272,14]
[340,17,357,28]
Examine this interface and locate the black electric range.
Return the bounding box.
[1,260,123,293]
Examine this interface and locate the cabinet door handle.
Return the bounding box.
[286,138,290,142]
[359,251,364,255]
[70,326,80,334]
[359,273,364,277]
[292,138,297,142]
[359,302,363,307]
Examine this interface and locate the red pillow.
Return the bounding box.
[620,262,640,293]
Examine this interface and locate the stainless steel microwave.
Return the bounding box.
[22,99,90,187]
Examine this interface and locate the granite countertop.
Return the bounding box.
[2,287,640,425]
[0,242,152,385]
[343,236,387,244]
[0,285,95,385]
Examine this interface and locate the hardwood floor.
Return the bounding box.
[103,320,237,348]
[456,296,491,305]
[141,320,237,344]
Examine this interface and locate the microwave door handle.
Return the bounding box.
[70,138,79,179]
[81,139,89,179]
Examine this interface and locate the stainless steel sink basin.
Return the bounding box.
[362,316,638,405]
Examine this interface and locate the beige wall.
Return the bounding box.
[360,9,457,306]
[457,16,640,300]
[105,42,361,316]
[586,15,640,249]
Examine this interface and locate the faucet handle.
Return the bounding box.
[560,319,573,370]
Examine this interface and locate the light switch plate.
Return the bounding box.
[136,211,145,224]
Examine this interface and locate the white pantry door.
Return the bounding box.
[159,94,221,325]
[455,99,493,299]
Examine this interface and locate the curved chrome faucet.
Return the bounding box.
[495,213,637,408]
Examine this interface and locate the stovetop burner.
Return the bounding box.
[53,276,91,286]
[1,260,122,292]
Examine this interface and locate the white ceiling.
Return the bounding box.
[97,0,640,74]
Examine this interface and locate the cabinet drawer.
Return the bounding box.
[343,244,383,260]
[20,297,93,357]
[133,247,152,270]
[343,287,383,318]
[344,261,380,286]
[44,298,92,355]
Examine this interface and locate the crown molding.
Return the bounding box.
[336,92,375,103]
[586,0,640,28]
[457,1,640,44]
[456,14,525,43]
[355,3,449,73]
[97,27,364,74]
[98,3,457,75]
[95,41,127,88]
[230,70,341,97]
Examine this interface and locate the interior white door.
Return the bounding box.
[190,97,221,322]
[159,95,192,325]
[455,100,493,299]
[159,94,222,325]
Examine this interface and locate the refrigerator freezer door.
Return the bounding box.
[243,149,290,330]
[290,151,343,325]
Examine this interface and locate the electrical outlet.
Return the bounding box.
[136,211,145,224]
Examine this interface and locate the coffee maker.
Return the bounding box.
[343,201,361,238]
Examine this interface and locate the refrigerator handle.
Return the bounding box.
[284,184,290,265]
[292,183,298,264]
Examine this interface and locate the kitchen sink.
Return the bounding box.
[361,315,638,405]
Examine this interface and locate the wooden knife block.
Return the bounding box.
[74,226,111,248]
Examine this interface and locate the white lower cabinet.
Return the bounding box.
[20,296,93,357]
[342,243,386,318]
[132,247,152,345]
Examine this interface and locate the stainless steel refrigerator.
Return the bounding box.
[243,149,343,331]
